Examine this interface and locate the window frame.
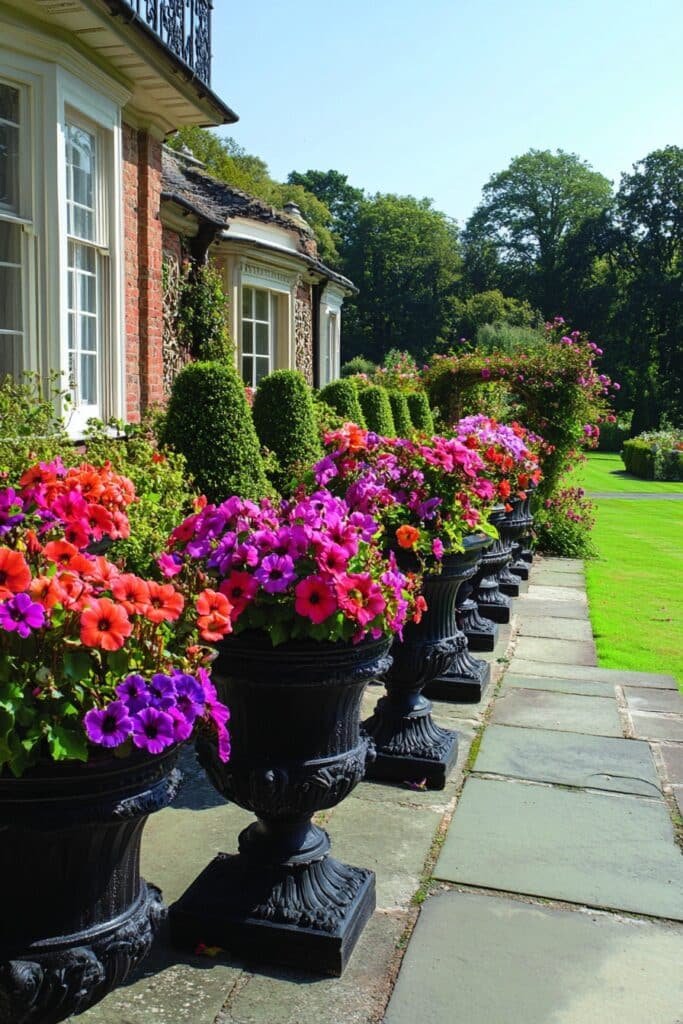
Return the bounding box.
[241,284,276,388]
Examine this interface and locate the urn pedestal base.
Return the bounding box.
[425,647,492,703]
[509,557,530,580]
[170,824,374,977]
[477,592,511,624]
[464,616,499,651]
[363,695,458,790]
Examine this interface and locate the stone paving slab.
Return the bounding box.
[434,777,683,920]
[514,636,597,666]
[507,659,678,688]
[513,598,589,620]
[501,674,616,698]
[659,743,683,785]
[533,557,585,573]
[527,584,588,603]
[491,688,623,737]
[624,686,683,715]
[474,724,661,797]
[630,711,683,743]
[529,571,586,589]
[383,891,683,1024]
[673,787,683,817]
[516,617,594,642]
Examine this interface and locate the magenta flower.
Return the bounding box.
[131,707,175,754]
[295,575,337,624]
[168,707,193,742]
[254,553,296,593]
[157,552,183,578]
[84,700,132,749]
[0,593,45,638]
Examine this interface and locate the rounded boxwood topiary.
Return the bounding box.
[252,370,322,493]
[358,385,396,437]
[407,391,435,434]
[319,380,366,427]
[162,360,269,503]
[388,390,413,437]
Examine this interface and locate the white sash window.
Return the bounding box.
[0,81,28,379]
[242,285,276,387]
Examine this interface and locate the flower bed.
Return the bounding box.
[622,430,683,481]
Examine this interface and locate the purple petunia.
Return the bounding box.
[0,593,45,638]
[0,488,25,536]
[172,671,205,722]
[115,673,149,713]
[254,553,296,594]
[84,700,132,749]
[146,673,177,710]
[131,707,175,754]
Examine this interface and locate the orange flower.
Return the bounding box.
[43,540,79,567]
[80,597,132,651]
[0,548,31,599]
[53,571,90,611]
[413,594,428,624]
[112,574,151,616]
[396,525,420,549]
[196,589,233,642]
[146,581,184,624]
[29,575,62,610]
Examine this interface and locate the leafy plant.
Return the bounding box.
[252,370,322,494]
[388,390,413,437]
[178,263,233,362]
[358,385,395,436]
[319,379,366,426]
[0,373,73,475]
[340,356,377,378]
[162,361,269,503]
[407,392,435,434]
[533,486,597,558]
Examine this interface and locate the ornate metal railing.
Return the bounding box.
[117,0,212,85]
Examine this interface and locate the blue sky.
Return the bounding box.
[211,0,683,225]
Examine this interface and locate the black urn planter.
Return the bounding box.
[362,554,465,790]
[425,534,493,703]
[510,491,535,577]
[170,633,392,977]
[498,498,529,597]
[474,506,512,626]
[0,749,182,1024]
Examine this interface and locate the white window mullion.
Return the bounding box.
[241,284,274,388]
[0,79,29,379]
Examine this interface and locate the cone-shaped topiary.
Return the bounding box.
[162,361,269,503]
[252,370,322,494]
[358,384,396,436]
[319,379,366,427]
[388,390,413,437]
[407,391,435,434]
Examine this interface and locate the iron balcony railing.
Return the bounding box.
[117,0,213,85]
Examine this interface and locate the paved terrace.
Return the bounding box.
[79,558,683,1024]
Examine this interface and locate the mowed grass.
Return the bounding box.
[569,452,683,493]
[585,499,683,689]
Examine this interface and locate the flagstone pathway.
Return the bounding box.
[77,558,683,1024]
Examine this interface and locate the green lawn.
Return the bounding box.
[584,498,683,689]
[569,452,683,493]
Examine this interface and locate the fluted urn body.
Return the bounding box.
[170,633,391,976]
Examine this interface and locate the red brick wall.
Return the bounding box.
[122,123,164,421]
[162,226,183,264]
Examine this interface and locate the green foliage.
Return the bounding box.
[388,391,413,437]
[454,290,542,340]
[312,395,344,436]
[252,370,322,494]
[597,419,631,452]
[357,385,396,436]
[0,373,73,474]
[407,391,435,434]
[287,169,363,251]
[162,360,269,503]
[373,349,423,393]
[82,417,196,576]
[475,322,546,354]
[319,379,366,426]
[178,262,233,362]
[341,193,461,362]
[341,356,377,378]
[169,128,338,265]
[622,430,683,481]
[534,487,597,558]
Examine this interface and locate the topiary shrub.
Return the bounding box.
[319,380,366,427]
[358,385,395,436]
[162,360,269,503]
[621,439,655,479]
[388,390,413,437]
[340,356,377,378]
[407,391,435,434]
[252,370,322,494]
[312,395,344,436]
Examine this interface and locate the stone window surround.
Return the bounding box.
[0,30,128,434]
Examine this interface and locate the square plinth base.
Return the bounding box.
[477,600,511,625]
[465,624,499,652]
[425,661,492,703]
[510,563,530,580]
[169,854,376,977]
[365,731,458,790]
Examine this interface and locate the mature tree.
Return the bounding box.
[612,146,683,428]
[465,149,613,313]
[453,289,541,340]
[168,128,338,264]
[340,194,461,362]
[287,169,363,251]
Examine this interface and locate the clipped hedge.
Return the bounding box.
[358,384,396,436]
[319,379,366,427]
[252,369,322,493]
[622,438,683,481]
[407,391,435,434]
[162,360,269,503]
[597,422,630,452]
[388,390,413,437]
